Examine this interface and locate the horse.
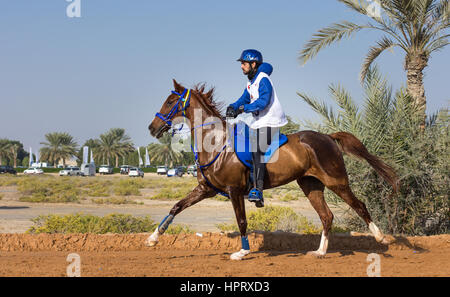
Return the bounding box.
[146,79,398,260]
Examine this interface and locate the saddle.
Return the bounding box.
[232,122,288,188]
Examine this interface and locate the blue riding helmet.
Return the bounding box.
[237,49,263,64]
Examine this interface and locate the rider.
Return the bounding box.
[226,49,287,207]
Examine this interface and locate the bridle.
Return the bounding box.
[154,87,230,198]
[155,88,191,129]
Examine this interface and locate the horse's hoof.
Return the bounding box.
[379,235,395,245]
[230,249,250,261]
[145,240,158,247]
[306,251,326,259]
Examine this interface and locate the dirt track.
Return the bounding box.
[0,233,448,277]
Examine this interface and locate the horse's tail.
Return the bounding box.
[329,132,399,195]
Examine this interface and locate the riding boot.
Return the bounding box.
[248,148,265,208]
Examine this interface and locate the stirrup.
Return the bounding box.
[248,189,264,207]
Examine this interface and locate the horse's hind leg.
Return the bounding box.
[327,183,388,244]
[145,184,216,247]
[297,176,333,258]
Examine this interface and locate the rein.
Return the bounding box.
[156,88,230,198]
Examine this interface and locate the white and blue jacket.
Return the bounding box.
[231,63,287,129]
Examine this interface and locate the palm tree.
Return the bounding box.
[297,66,449,235]
[147,132,184,167]
[96,128,134,167]
[40,132,78,167]
[300,0,449,125]
[9,143,20,168]
[0,139,11,166]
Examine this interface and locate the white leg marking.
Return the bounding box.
[369,222,385,243]
[230,249,250,261]
[307,231,329,258]
[145,229,160,247]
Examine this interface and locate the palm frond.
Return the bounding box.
[328,83,362,135]
[297,92,341,131]
[361,36,398,82]
[299,21,366,65]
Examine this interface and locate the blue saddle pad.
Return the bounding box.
[233,122,288,171]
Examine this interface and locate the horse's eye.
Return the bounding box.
[166,101,173,107]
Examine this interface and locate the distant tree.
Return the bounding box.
[22,156,29,167]
[9,143,20,168]
[96,128,134,167]
[77,138,100,165]
[0,139,11,166]
[147,132,184,167]
[40,132,78,167]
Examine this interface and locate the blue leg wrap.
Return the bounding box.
[241,236,250,251]
[158,214,174,234]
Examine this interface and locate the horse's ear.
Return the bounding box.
[172,79,184,93]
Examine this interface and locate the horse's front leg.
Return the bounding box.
[228,187,250,261]
[145,183,216,247]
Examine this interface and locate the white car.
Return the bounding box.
[59,166,81,176]
[156,166,168,175]
[128,167,144,178]
[24,168,44,175]
[99,165,113,175]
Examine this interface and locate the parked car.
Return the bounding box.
[24,168,44,175]
[59,166,81,176]
[99,165,114,175]
[157,166,168,175]
[128,167,144,178]
[167,168,183,177]
[120,165,132,175]
[187,165,197,175]
[0,166,17,175]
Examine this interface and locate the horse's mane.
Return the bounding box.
[192,83,225,121]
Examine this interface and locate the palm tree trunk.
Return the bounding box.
[115,156,119,168]
[405,52,428,129]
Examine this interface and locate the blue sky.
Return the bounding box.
[1,0,448,152]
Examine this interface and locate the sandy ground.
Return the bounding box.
[0,233,448,277]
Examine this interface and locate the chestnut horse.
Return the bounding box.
[146,79,398,260]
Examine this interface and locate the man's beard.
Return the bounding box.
[246,65,258,81]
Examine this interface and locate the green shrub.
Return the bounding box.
[165,224,194,234]
[26,213,193,234]
[216,206,322,234]
[17,176,80,203]
[150,187,192,200]
[0,175,19,186]
[279,191,298,202]
[92,197,138,205]
[113,179,144,196]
